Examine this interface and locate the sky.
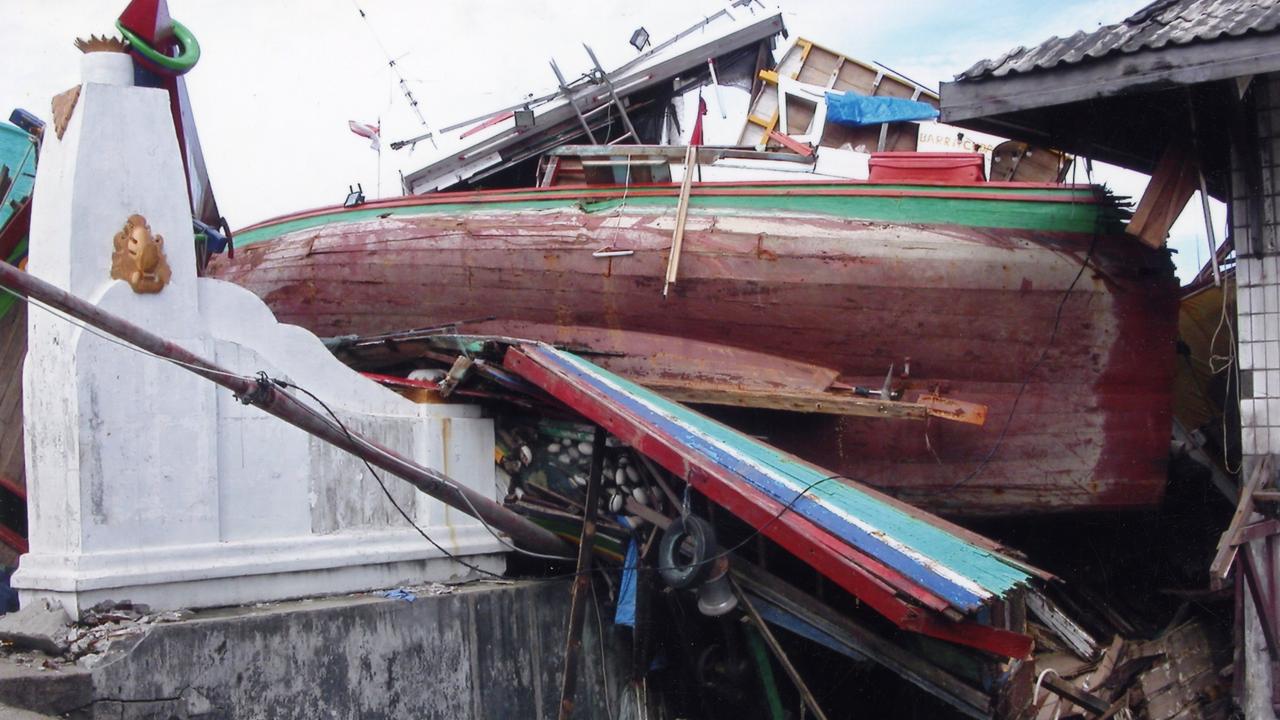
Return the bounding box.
[5,0,1225,282]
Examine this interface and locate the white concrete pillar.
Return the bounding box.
[14,51,505,617]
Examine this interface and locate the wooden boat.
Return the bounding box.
[209,177,1180,517]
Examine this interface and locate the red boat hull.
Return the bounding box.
[211,185,1179,516]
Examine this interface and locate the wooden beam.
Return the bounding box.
[645,381,987,426]
[663,144,696,297]
[1127,141,1198,248]
[767,130,815,158]
[557,426,608,719]
[1211,456,1273,585]
[1040,672,1110,717]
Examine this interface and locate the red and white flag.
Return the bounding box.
[348,120,380,151]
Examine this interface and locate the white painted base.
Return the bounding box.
[15,75,508,619]
[17,525,506,617]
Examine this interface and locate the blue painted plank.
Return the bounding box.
[536,346,1033,607]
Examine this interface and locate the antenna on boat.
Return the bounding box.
[349,0,437,149]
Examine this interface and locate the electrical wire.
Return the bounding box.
[1,278,847,582]
[271,378,510,580]
[945,216,1102,492]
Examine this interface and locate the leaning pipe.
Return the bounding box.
[0,260,570,557]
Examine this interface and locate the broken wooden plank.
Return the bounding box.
[1027,589,1100,661]
[1040,672,1110,716]
[662,144,697,296]
[767,130,815,157]
[644,380,987,425]
[1127,142,1198,249]
[1210,456,1274,585]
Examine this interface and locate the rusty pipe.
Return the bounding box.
[0,260,570,557]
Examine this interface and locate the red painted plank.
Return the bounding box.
[503,345,1034,658]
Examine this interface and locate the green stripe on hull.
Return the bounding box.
[236,184,1111,246]
[0,237,28,321]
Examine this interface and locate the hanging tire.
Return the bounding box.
[658,515,715,590]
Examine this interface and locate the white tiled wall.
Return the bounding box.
[1237,75,1280,456]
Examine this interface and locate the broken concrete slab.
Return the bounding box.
[0,600,71,655]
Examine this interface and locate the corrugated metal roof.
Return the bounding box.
[957,0,1280,81]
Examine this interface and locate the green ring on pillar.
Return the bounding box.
[114,19,201,75]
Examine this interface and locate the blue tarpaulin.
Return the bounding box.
[825,92,938,128]
[614,539,639,627]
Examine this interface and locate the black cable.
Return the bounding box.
[945,219,1103,492]
[273,378,508,581]
[272,375,842,581]
[1,282,917,586]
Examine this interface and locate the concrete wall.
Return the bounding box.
[0,581,623,720]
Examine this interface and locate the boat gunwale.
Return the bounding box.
[235,180,1107,237]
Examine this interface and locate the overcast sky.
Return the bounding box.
[6,0,1225,281]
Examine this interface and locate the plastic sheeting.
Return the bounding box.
[614,539,639,627]
[825,92,939,128]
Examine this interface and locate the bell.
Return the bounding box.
[696,557,738,617]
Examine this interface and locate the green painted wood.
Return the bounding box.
[234,183,1112,246]
[0,123,35,230]
[551,347,1034,597]
[0,238,27,321]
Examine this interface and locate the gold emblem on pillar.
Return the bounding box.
[110,214,172,294]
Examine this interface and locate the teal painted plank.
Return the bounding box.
[234,185,1108,245]
[0,123,36,230]
[550,347,1032,596]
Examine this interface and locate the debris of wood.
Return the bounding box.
[1027,588,1101,661]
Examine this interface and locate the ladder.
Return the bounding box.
[548,44,641,146]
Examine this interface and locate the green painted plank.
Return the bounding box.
[236,187,1108,246]
[0,123,36,230]
[0,238,27,321]
[550,347,1032,596]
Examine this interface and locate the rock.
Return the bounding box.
[0,600,72,656]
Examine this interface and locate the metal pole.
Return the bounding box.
[550,59,598,145]
[558,426,607,720]
[584,44,640,143]
[0,260,569,557]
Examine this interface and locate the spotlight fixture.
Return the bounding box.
[514,105,535,129]
[343,183,366,208]
[629,27,650,52]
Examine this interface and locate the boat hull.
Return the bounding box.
[211,182,1180,516]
